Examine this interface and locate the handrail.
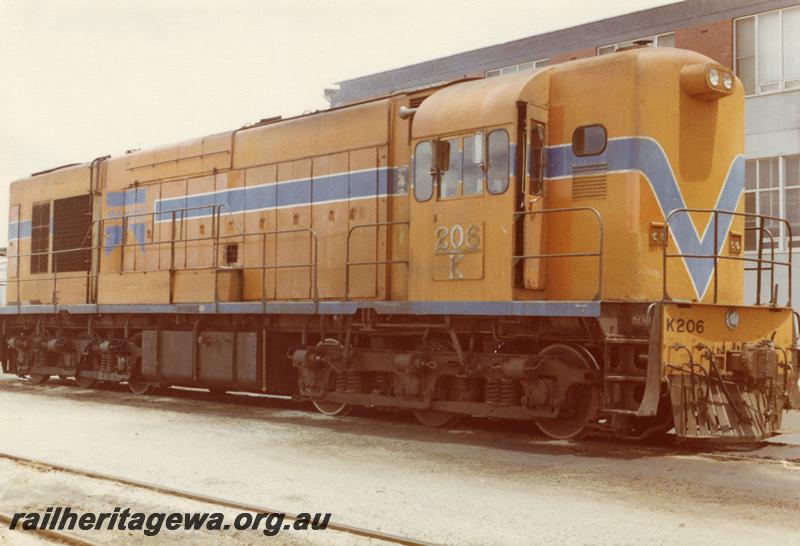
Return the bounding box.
[662,208,792,306]
[345,221,410,300]
[8,203,322,307]
[512,207,604,301]
[255,227,320,304]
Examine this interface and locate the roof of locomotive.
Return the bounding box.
[11,47,721,189]
[411,46,720,139]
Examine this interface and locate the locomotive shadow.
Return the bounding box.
[1,374,792,462]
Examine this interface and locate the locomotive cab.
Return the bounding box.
[408,69,552,304]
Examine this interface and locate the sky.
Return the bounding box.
[0,0,676,244]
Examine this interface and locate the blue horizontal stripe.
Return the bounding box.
[107,189,147,207]
[154,166,406,222]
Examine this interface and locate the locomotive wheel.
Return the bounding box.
[312,400,353,417]
[533,344,600,440]
[412,410,460,428]
[27,374,49,385]
[75,375,96,389]
[412,338,462,428]
[128,377,154,395]
[310,338,354,418]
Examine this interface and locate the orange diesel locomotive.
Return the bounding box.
[4,46,798,441]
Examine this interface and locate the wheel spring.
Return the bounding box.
[100,353,114,373]
[372,373,389,395]
[334,372,348,393]
[34,351,47,370]
[485,378,502,404]
[500,379,522,406]
[346,371,368,394]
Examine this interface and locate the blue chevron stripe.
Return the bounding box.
[547,136,744,300]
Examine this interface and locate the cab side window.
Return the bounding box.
[487,129,510,194]
[572,124,607,156]
[439,138,462,199]
[462,134,484,196]
[413,140,433,202]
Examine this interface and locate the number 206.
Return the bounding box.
[434,224,481,253]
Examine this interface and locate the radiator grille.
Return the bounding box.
[53,194,93,272]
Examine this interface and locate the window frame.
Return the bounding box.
[596,32,675,55]
[438,137,463,200]
[734,7,800,97]
[486,129,511,195]
[486,58,549,78]
[413,140,434,202]
[413,128,513,201]
[743,154,800,253]
[572,124,608,157]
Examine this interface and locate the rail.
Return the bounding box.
[662,208,792,306]
[512,207,604,300]
[0,450,427,546]
[345,221,409,300]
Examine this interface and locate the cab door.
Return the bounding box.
[521,103,549,291]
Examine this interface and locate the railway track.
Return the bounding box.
[0,451,432,546]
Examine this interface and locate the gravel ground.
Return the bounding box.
[1,375,800,545]
[0,458,371,545]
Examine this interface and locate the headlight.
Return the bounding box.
[725,309,740,330]
[708,68,720,87]
[722,71,733,90]
[681,63,735,100]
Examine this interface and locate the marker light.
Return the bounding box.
[725,309,740,330]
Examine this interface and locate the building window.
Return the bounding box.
[597,32,675,55]
[735,7,800,96]
[486,58,549,77]
[31,202,50,274]
[744,155,800,251]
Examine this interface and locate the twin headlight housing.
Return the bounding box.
[680,63,736,100]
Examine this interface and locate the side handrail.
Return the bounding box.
[662,208,792,306]
[345,221,410,300]
[254,227,320,304]
[9,203,256,308]
[512,207,604,301]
